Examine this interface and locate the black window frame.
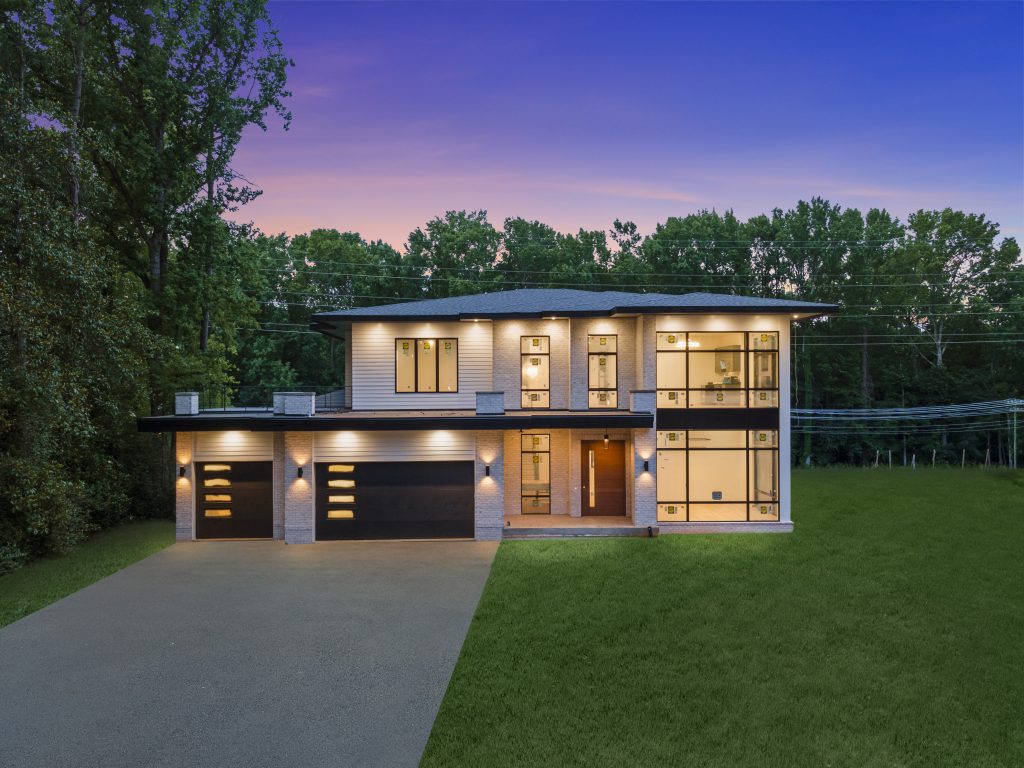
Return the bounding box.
[587,334,618,409]
[655,429,780,522]
[520,433,552,514]
[394,337,459,394]
[655,331,779,409]
[520,335,551,409]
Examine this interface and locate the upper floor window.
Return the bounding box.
[588,334,617,408]
[521,336,550,408]
[656,331,778,408]
[395,338,458,393]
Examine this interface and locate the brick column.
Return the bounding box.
[630,391,657,528]
[284,431,315,544]
[474,431,504,541]
[174,432,194,541]
[272,432,285,540]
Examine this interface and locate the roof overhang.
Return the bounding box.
[311,303,839,328]
[138,411,654,433]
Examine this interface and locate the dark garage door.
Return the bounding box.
[196,461,273,539]
[315,461,474,540]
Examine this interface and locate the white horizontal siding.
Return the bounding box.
[194,431,274,461]
[351,321,492,410]
[314,430,475,462]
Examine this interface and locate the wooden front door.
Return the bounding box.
[581,440,626,516]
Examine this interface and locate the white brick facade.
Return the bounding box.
[284,431,315,544]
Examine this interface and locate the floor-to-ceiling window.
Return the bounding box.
[521,434,551,513]
[656,331,778,408]
[656,429,779,522]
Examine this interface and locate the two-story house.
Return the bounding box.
[139,289,836,542]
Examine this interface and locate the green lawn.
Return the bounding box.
[0,519,174,628]
[423,469,1024,768]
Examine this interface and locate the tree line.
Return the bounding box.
[1,2,1021,572]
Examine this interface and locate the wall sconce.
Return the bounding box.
[179,466,186,478]
[603,433,609,449]
[643,460,649,472]
[296,466,303,479]
[485,464,491,477]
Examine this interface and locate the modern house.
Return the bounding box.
[139,288,836,542]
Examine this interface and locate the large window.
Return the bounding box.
[395,338,458,393]
[656,331,778,408]
[588,334,617,408]
[521,336,550,408]
[656,429,779,522]
[521,434,551,514]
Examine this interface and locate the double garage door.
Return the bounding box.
[195,460,473,540]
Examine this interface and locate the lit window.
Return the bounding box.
[656,430,780,522]
[395,338,458,393]
[521,434,551,513]
[655,331,779,409]
[588,335,617,408]
[521,336,550,408]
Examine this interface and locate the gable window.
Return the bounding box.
[395,338,458,393]
[587,334,617,408]
[521,336,550,408]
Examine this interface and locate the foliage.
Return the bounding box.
[0,519,174,626]
[0,1,290,566]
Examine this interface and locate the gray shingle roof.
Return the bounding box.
[310,288,837,327]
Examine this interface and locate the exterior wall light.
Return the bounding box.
[643,460,650,472]
[296,466,303,479]
[485,464,491,477]
[179,466,186,478]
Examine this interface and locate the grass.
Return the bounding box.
[422,468,1024,768]
[0,519,174,628]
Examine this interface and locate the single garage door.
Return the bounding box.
[196,461,273,539]
[315,461,474,540]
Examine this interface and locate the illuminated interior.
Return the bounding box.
[520,336,550,408]
[587,335,617,408]
[395,337,458,393]
[656,331,779,409]
[656,429,779,521]
[204,509,232,518]
[521,434,551,513]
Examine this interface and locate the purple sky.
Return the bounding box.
[231,1,1024,248]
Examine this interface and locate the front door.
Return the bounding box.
[581,440,626,516]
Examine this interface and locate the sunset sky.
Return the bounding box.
[231,1,1024,248]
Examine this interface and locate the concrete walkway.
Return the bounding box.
[0,540,497,768]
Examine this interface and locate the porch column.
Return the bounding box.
[474,431,504,541]
[284,431,315,544]
[630,391,657,528]
[174,432,194,541]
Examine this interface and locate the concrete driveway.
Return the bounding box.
[0,540,497,768]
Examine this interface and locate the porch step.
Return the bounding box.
[503,526,659,539]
